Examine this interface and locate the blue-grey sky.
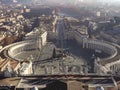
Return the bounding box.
[1,0,120,5]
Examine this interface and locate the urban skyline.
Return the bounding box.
[0,0,119,90]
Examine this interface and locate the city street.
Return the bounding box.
[14,17,93,75]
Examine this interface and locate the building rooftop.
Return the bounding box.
[17,77,46,88]
[25,27,46,40]
[0,35,5,42]
[0,59,6,67]
[0,59,9,71]
[0,77,21,86]
[10,60,20,70]
[0,58,20,72]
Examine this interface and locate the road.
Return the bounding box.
[32,17,89,75]
[14,17,91,75]
[33,17,91,75]
[56,18,65,49]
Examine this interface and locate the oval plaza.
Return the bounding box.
[0,22,120,76]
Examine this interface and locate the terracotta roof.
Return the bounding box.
[10,60,20,70]
[0,35,5,42]
[0,77,21,86]
[0,59,5,66]
[0,59,9,69]
[0,59,20,71]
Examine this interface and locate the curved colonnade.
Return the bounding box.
[0,30,120,75]
[0,40,40,61]
[66,30,118,60]
[8,40,39,61]
[66,30,120,75]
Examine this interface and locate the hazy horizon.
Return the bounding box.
[1,0,120,5]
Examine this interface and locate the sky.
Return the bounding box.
[1,0,120,5]
[32,0,120,4]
